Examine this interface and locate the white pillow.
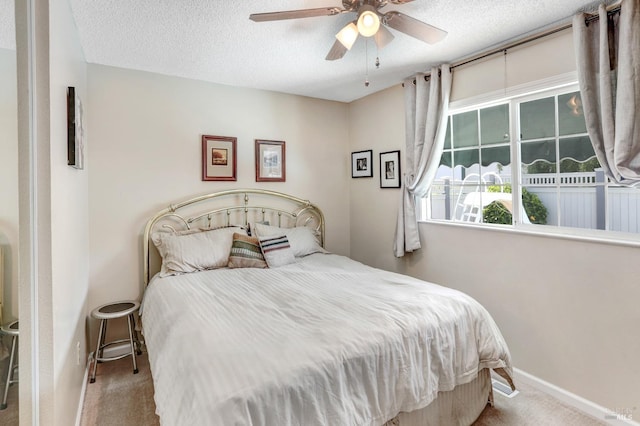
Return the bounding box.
[252,223,326,257]
[258,235,296,268]
[152,227,247,277]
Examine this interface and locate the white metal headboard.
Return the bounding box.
[143,189,325,285]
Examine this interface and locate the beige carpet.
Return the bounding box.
[81,351,607,426]
[80,351,159,426]
[0,351,19,426]
[474,382,606,426]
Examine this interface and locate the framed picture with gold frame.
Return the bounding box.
[202,135,237,181]
[255,139,286,182]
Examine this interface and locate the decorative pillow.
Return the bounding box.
[152,226,247,277]
[227,233,268,269]
[247,221,270,236]
[258,235,296,268]
[252,223,326,257]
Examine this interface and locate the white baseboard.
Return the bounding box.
[75,353,92,426]
[514,368,640,426]
[74,341,145,425]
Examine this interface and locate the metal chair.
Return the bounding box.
[0,320,19,410]
[90,301,142,383]
[453,172,506,223]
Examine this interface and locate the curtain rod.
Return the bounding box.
[451,24,571,70]
[451,4,621,71]
[404,3,622,85]
[402,4,620,87]
[404,18,571,86]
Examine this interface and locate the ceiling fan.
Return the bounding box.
[249,0,448,61]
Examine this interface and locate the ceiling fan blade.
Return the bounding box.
[383,11,447,44]
[250,7,343,22]
[387,0,416,4]
[374,25,395,49]
[325,39,348,61]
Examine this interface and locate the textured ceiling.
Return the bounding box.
[2,0,610,102]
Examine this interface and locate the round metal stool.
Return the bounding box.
[0,320,18,410]
[90,301,142,383]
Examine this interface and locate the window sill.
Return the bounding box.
[419,218,640,249]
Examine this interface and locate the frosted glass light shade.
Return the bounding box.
[374,25,395,49]
[336,22,358,49]
[357,6,380,37]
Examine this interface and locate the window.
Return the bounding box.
[423,84,640,236]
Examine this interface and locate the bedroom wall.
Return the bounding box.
[49,0,90,424]
[348,29,640,416]
[0,47,18,324]
[86,65,350,338]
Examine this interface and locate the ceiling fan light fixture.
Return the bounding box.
[374,25,395,49]
[357,5,380,37]
[336,22,359,50]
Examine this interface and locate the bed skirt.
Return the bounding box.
[384,368,492,426]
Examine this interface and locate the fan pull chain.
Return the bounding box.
[365,39,370,87]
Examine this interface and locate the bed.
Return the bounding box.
[141,189,515,425]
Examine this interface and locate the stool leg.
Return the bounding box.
[90,319,106,383]
[127,314,139,374]
[1,335,17,410]
[98,318,108,360]
[132,315,142,355]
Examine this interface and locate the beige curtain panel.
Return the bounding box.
[573,0,640,185]
[394,65,451,257]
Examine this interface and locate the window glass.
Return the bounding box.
[558,136,596,166]
[481,146,510,167]
[558,186,597,229]
[453,149,479,169]
[452,111,478,148]
[453,162,480,181]
[444,119,452,149]
[435,103,512,224]
[430,162,454,221]
[440,151,452,168]
[558,92,587,136]
[521,140,556,169]
[520,97,555,140]
[423,85,640,238]
[480,104,509,145]
[523,186,556,225]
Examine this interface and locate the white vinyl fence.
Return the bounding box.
[427,172,640,233]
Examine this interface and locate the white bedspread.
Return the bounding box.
[141,253,513,426]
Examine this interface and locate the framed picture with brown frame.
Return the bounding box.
[379,150,401,188]
[202,135,237,181]
[255,139,286,182]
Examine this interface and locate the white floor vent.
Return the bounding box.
[492,379,520,398]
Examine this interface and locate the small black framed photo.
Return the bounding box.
[380,150,401,188]
[351,150,373,178]
[67,86,85,169]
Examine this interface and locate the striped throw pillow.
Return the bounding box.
[227,233,268,269]
[259,235,296,268]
